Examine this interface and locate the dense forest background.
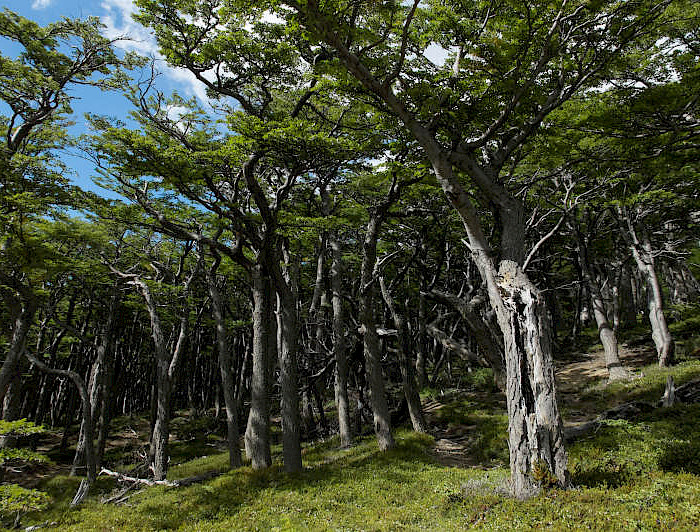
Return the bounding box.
[1,0,699,528]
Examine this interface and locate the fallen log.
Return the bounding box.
[565,376,700,442]
[99,468,223,488]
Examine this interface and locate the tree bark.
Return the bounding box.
[634,239,674,366]
[619,210,674,366]
[379,276,428,433]
[207,260,243,469]
[0,291,36,406]
[275,285,303,472]
[359,216,394,451]
[245,264,273,469]
[575,239,630,381]
[330,236,352,448]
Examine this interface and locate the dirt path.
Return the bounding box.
[426,341,658,468]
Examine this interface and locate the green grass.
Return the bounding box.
[17,359,700,530]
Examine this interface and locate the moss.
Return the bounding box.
[20,362,700,531]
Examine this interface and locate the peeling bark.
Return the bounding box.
[496,261,570,497]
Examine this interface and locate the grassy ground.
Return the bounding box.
[12,334,700,531]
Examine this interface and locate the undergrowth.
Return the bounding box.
[17,361,700,530]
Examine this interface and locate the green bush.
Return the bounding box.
[658,441,700,475]
[0,485,50,528]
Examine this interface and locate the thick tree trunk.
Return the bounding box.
[359,217,394,451]
[330,237,352,448]
[431,158,569,497]
[207,264,242,469]
[379,276,427,433]
[494,261,570,498]
[245,264,273,469]
[276,287,302,472]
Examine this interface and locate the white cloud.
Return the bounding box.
[423,43,450,66]
[100,0,212,104]
[31,0,53,9]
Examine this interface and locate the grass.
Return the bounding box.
[14,346,700,530]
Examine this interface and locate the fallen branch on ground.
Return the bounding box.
[99,468,223,488]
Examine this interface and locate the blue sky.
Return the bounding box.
[1,0,209,199]
[1,1,451,200]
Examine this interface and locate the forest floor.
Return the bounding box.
[12,332,700,531]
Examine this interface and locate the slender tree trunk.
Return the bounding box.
[133,278,188,480]
[415,293,428,389]
[632,239,674,366]
[25,352,95,506]
[207,262,242,468]
[330,237,352,448]
[619,211,675,366]
[245,264,273,469]
[576,239,630,381]
[359,216,394,451]
[379,276,427,433]
[0,295,36,405]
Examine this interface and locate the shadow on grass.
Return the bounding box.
[569,403,700,489]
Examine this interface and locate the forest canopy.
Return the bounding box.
[0,0,699,528]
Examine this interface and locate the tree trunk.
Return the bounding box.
[275,287,303,472]
[379,276,427,433]
[25,351,95,506]
[431,158,569,497]
[494,261,570,498]
[1,370,24,448]
[134,278,188,481]
[633,238,674,367]
[245,264,273,469]
[620,211,674,366]
[330,237,352,448]
[576,238,630,381]
[359,216,394,451]
[415,293,428,389]
[207,263,242,469]
[0,294,36,405]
